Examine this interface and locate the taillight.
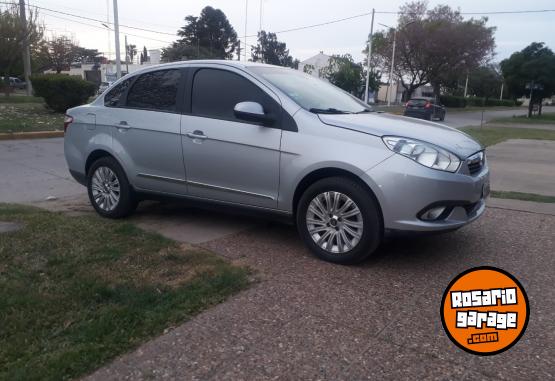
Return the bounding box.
[424,102,432,109]
[63,115,73,133]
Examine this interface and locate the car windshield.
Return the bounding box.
[248,66,372,114]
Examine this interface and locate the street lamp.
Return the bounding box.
[378,21,415,106]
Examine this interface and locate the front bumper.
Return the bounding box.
[365,153,489,232]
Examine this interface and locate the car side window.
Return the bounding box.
[126,69,181,112]
[191,68,278,122]
[104,78,132,107]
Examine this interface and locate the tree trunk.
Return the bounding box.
[538,102,543,116]
[528,98,533,118]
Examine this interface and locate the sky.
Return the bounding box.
[25,0,555,63]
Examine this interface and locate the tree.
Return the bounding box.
[0,2,43,92]
[162,6,238,62]
[43,36,77,73]
[251,31,294,67]
[467,65,503,100]
[140,46,148,64]
[501,42,555,116]
[322,55,361,96]
[72,46,100,64]
[369,1,495,100]
[126,44,137,63]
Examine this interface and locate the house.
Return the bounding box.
[376,82,434,104]
[297,52,332,80]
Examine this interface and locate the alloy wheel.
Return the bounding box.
[306,191,363,254]
[91,166,121,212]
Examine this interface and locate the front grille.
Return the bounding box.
[467,152,485,175]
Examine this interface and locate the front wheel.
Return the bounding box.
[296,177,382,264]
[87,156,137,218]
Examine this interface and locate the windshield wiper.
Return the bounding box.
[309,108,353,114]
[355,108,374,114]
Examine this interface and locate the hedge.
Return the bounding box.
[30,74,96,113]
[439,95,518,108]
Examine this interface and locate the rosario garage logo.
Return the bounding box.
[440,267,529,355]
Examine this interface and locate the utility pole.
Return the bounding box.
[244,0,248,61]
[124,35,129,73]
[499,82,504,100]
[19,0,32,95]
[112,0,122,79]
[387,29,397,107]
[364,9,375,104]
[259,0,263,31]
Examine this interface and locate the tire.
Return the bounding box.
[87,156,137,218]
[296,177,382,264]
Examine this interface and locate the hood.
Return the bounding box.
[318,112,482,159]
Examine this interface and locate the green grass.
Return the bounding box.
[491,190,555,203]
[0,103,63,133]
[489,112,555,125]
[0,95,44,104]
[461,126,555,147]
[0,204,250,381]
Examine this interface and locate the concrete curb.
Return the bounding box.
[0,131,64,140]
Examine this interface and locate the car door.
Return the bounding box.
[97,69,188,195]
[180,66,282,209]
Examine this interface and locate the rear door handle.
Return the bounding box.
[116,121,130,130]
[186,130,207,139]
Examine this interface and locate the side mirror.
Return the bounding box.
[234,101,274,126]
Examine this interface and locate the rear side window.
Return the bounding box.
[191,68,277,121]
[104,78,132,107]
[126,70,181,112]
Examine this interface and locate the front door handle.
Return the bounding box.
[116,121,130,130]
[186,130,207,139]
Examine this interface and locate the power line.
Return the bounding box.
[2,1,554,42]
[39,10,175,44]
[0,1,177,35]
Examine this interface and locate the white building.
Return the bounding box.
[376,82,434,104]
[297,52,332,80]
[43,49,162,83]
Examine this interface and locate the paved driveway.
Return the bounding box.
[86,207,554,380]
[2,139,554,380]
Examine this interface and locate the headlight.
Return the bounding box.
[382,136,461,172]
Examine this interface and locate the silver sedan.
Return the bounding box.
[64,61,489,264]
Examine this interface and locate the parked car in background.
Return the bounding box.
[64,61,488,264]
[98,81,113,94]
[0,76,26,90]
[404,97,446,121]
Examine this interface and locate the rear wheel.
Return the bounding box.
[87,156,137,218]
[296,177,382,264]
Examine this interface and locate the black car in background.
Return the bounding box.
[403,97,446,121]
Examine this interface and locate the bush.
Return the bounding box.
[440,95,467,108]
[30,74,96,113]
[440,95,517,108]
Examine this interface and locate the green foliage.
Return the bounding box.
[323,54,371,97]
[0,3,43,77]
[251,30,294,67]
[162,6,238,61]
[30,74,96,113]
[500,42,555,103]
[440,95,467,107]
